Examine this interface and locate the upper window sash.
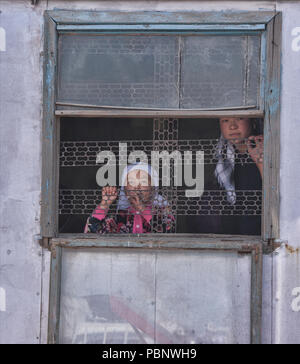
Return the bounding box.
[57,33,263,110]
[49,10,275,114]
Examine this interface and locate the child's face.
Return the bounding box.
[219,117,252,143]
[125,170,152,205]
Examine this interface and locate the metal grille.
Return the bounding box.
[59,117,263,234]
[59,189,262,216]
[60,139,259,167]
[152,118,179,232]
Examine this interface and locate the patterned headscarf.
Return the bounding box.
[117,163,168,210]
[214,136,237,205]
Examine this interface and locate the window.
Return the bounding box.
[43,10,281,344]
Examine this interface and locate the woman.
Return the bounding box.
[84,163,175,234]
[214,117,264,235]
[183,117,264,235]
[215,117,263,203]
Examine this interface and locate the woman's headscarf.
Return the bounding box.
[214,136,236,205]
[117,163,168,210]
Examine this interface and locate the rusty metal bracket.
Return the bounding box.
[263,238,284,254]
[38,236,51,250]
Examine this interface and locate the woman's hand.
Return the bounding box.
[99,186,118,210]
[247,135,264,177]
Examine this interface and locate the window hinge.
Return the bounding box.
[263,238,284,254]
[38,236,51,250]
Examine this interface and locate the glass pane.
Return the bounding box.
[58,34,180,108]
[180,35,261,108]
[58,34,261,110]
[59,248,251,344]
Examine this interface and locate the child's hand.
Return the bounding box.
[247,135,264,165]
[100,186,118,209]
[128,193,145,212]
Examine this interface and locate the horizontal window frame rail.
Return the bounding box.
[55,109,264,118]
[53,234,262,251]
[57,24,266,32]
[48,236,262,344]
[58,31,263,37]
[56,102,259,111]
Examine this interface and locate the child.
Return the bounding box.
[84,163,175,234]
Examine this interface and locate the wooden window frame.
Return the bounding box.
[42,10,282,344]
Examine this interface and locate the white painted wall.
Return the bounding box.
[0,3,44,344]
[0,0,299,344]
[272,1,300,344]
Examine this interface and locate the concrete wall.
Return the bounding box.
[0,0,299,344]
[273,1,300,344]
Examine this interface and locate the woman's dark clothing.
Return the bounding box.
[181,152,262,235]
[223,153,262,235]
[234,155,262,190]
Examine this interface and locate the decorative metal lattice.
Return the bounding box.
[59,117,263,235]
[60,139,259,167]
[59,189,262,216]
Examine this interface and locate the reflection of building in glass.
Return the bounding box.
[59,248,252,344]
[61,295,156,344]
[72,322,141,345]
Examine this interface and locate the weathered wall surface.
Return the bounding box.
[0,3,44,344]
[0,0,299,344]
[273,1,300,344]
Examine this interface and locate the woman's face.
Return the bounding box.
[125,169,152,206]
[219,117,252,143]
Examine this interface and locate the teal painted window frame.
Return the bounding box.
[42,10,282,344]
